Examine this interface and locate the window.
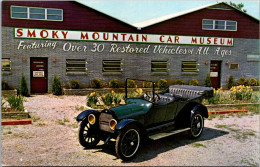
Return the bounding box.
[151,60,168,72]
[2,58,11,71]
[66,59,87,72]
[229,63,239,69]
[11,6,63,21]
[247,55,260,62]
[202,19,237,31]
[103,60,122,72]
[182,60,199,72]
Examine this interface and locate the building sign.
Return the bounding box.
[14,27,233,46]
[33,71,44,77]
[210,72,218,77]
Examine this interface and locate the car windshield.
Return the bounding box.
[126,79,154,102]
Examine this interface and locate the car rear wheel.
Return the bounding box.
[115,125,141,160]
[189,112,204,139]
[78,118,100,148]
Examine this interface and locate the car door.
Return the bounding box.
[164,102,178,122]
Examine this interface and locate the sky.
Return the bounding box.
[77,0,260,24]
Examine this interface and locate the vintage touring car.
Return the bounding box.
[76,79,213,160]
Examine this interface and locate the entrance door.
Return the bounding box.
[210,61,222,89]
[31,58,47,93]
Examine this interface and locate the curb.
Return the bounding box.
[1,119,32,126]
[208,110,248,115]
[206,103,258,108]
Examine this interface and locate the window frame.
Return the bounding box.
[1,58,11,71]
[151,60,169,73]
[229,63,239,70]
[202,19,237,31]
[181,60,199,73]
[66,59,87,73]
[102,59,123,72]
[11,5,63,21]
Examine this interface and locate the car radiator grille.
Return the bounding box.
[99,113,114,133]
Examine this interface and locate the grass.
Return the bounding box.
[56,119,65,125]
[63,118,70,122]
[215,124,240,133]
[3,130,13,135]
[75,105,86,111]
[68,122,78,128]
[56,118,70,125]
[215,124,256,140]
[32,116,40,122]
[37,123,46,127]
[191,142,207,148]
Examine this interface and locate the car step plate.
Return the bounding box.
[149,128,190,140]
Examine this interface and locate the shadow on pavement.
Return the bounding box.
[84,127,229,162]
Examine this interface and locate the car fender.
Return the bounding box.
[76,110,96,122]
[190,104,209,120]
[115,119,145,134]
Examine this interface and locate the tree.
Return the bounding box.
[228,1,247,12]
[204,73,212,87]
[20,73,29,96]
[52,75,62,95]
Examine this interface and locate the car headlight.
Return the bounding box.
[109,119,117,130]
[88,114,96,125]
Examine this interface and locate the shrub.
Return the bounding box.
[69,80,80,89]
[1,97,6,112]
[127,79,135,88]
[101,93,113,106]
[189,79,199,86]
[109,79,119,88]
[207,88,223,104]
[230,85,253,100]
[7,95,24,111]
[204,74,212,87]
[100,80,109,88]
[237,77,247,86]
[143,81,153,88]
[136,88,143,95]
[90,78,101,88]
[2,80,10,90]
[158,79,167,89]
[227,75,235,90]
[52,75,62,95]
[175,79,185,85]
[167,79,175,86]
[86,92,98,108]
[248,78,258,86]
[20,73,29,97]
[113,94,122,105]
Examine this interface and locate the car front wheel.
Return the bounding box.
[189,112,204,139]
[115,125,141,160]
[78,118,100,148]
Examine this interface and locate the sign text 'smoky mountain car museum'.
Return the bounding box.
[1,1,259,93]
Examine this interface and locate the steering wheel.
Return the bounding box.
[145,92,161,102]
[154,93,161,102]
[145,92,152,99]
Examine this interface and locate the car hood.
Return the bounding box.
[110,98,153,119]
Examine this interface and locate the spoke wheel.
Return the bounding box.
[189,112,204,139]
[116,125,141,160]
[78,118,100,148]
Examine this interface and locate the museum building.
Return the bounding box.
[1,1,259,93]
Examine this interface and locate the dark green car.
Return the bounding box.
[76,79,213,160]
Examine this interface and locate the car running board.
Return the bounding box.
[149,127,190,140]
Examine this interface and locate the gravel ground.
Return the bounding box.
[1,94,260,166]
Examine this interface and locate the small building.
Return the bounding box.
[1,1,259,93]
